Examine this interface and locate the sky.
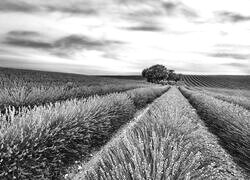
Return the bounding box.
[0,0,250,75]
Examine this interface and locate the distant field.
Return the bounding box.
[0,67,149,113]
[0,67,146,87]
[182,74,250,89]
[99,75,144,80]
[0,67,250,179]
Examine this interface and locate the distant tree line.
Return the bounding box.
[142,64,181,83]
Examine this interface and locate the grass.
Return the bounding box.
[0,86,168,179]
[70,87,245,180]
[180,87,250,175]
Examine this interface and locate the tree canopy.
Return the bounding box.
[142,64,180,83]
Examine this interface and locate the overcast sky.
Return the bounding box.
[0,0,250,75]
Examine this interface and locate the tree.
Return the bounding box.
[142,64,168,83]
[165,70,180,82]
[167,70,175,81]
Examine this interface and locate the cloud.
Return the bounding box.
[216,11,250,23]
[126,24,164,32]
[102,52,120,60]
[0,0,98,15]
[0,56,113,75]
[162,2,178,15]
[3,31,124,58]
[209,52,250,60]
[224,63,250,74]
[52,35,124,57]
[162,1,198,18]
[53,35,123,52]
[3,30,52,49]
[215,44,250,49]
[7,30,42,37]
[0,1,38,13]
[54,35,105,49]
[4,38,53,49]
[44,4,98,15]
[51,35,109,57]
[225,63,246,68]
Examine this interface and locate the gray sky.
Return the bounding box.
[0,0,250,75]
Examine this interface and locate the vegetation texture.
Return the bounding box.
[182,75,250,89]
[0,86,168,179]
[142,64,180,83]
[71,87,245,180]
[1,67,249,180]
[0,67,149,113]
[199,88,250,110]
[180,87,250,175]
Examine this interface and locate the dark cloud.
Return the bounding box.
[0,0,98,15]
[216,11,250,23]
[0,1,38,13]
[4,31,52,49]
[162,1,198,18]
[162,2,177,15]
[54,35,105,50]
[44,5,98,15]
[124,6,163,22]
[4,37,53,49]
[51,35,106,57]
[7,30,42,37]
[52,35,124,57]
[3,31,124,58]
[126,24,164,32]
[209,52,250,60]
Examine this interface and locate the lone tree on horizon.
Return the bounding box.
[142,64,180,83]
[142,64,168,83]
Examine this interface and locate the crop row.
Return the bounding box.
[197,88,250,110]
[206,87,250,98]
[182,75,250,89]
[0,86,169,179]
[182,75,229,88]
[180,87,250,175]
[0,83,148,114]
[0,67,146,88]
[70,87,245,180]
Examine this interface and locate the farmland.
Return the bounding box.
[0,67,250,179]
[0,67,149,114]
[182,74,250,89]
